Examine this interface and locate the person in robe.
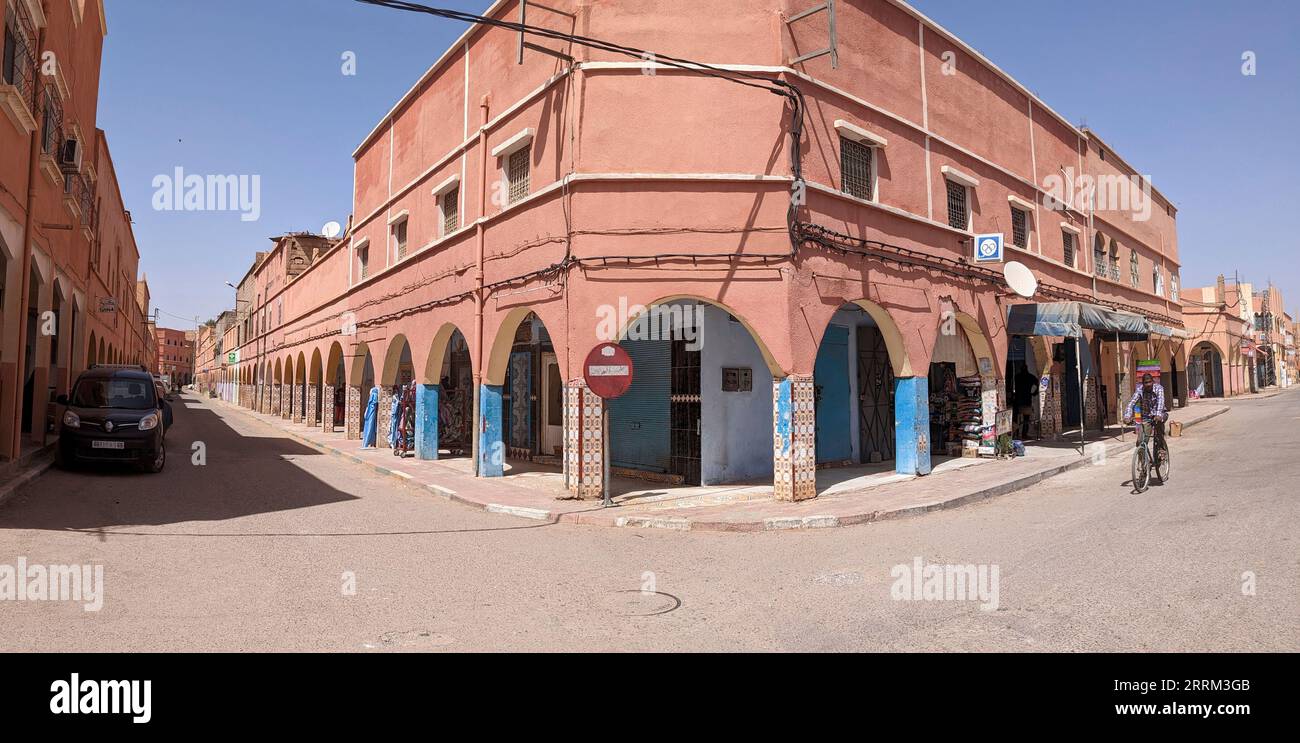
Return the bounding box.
[361,386,379,448]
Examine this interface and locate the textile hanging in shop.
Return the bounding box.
[1078,335,1096,378]
[362,386,379,448]
[388,389,401,448]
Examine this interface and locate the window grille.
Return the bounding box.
[508,148,530,204]
[442,188,459,234]
[946,180,968,230]
[840,137,873,200]
[1010,208,1028,248]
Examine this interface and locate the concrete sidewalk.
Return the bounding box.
[198,393,1231,532]
[0,440,57,508]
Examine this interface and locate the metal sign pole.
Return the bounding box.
[602,404,612,507]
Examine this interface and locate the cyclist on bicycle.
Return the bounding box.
[1123,372,1167,450]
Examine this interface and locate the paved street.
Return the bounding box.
[0,390,1296,652]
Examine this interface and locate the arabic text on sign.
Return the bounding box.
[587,365,629,377]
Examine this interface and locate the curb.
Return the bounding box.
[202,395,1229,534]
[0,454,56,508]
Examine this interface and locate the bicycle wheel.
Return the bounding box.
[1131,445,1150,492]
[1153,445,1170,484]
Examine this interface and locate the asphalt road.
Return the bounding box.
[1,390,1296,651]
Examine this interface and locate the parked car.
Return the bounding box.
[56,365,173,473]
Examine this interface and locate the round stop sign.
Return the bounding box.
[584,343,634,399]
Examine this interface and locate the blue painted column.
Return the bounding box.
[478,384,504,477]
[894,376,932,476]
[415,384,440,461]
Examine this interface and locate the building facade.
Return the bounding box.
[1251,285,1287,389]
[1182,278,1254,398]
[0,0,152,460]
[219,0,1185,500]
[153,326,193,386]
[194,309,236,395]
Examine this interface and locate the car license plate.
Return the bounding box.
[92,440,125,450]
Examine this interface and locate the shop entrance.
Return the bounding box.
[856,325,894,463]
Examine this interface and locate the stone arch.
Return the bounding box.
[422,322,472,384]
[616,294,784,378]
[325,341,345,386]
[836,298,913,378]
[308,347,323,384]
[347,341,375,388]
[485,306,565,386]
[380,333,414,386]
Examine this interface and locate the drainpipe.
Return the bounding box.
[9,25,45,460]
[472,94,490,476]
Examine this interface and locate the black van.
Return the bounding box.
[56,365,173,473]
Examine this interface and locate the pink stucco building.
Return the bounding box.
[217,0,1185,500]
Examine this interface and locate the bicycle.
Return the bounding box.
[1127,413,1170,493]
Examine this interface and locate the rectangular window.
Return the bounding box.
[2,17,18,86]
[840,137,874,200]
[1010,208,1028,249]
[2,4,33,95]
[358,246,369,280]
[1130,249,1139,287]
[392,218,408,261]
[946,180,968,230]
[1062,231,1075,268]
[507,148,530,204]
[441,187,459,235]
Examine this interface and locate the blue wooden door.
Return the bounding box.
[814,325,852,463]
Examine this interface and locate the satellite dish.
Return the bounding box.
[322,221,342,239]
[1004,261,1038,298]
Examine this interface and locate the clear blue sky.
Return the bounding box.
[98,0,1300,326]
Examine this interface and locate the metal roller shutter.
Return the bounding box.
[608,338,671,472]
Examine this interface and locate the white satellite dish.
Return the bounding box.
[322,221,342,239]
[1004,260,1038,298]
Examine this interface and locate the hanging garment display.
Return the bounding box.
[387,386,401,449]
[394,382,416,457]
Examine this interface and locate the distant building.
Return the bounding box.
[154,327,193,386]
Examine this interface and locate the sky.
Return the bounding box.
[97,0,1300,328]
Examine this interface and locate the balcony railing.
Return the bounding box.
[39,83,64,157]
[63,171,95,227]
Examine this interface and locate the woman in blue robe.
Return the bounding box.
[361,386,379,448]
